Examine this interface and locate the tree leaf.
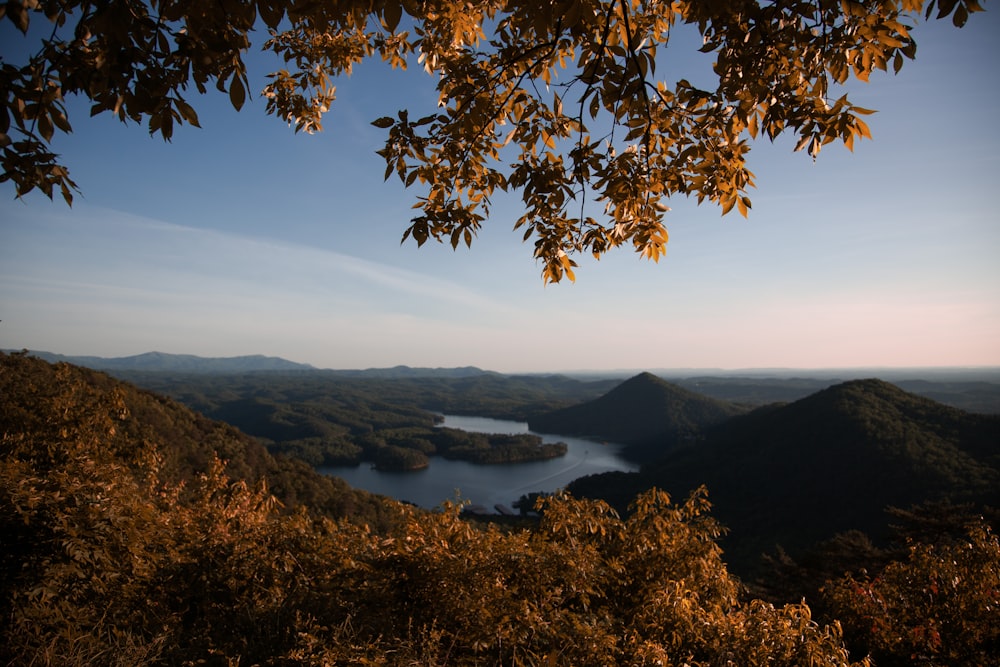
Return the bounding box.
[37,113,54,143]
[258,1,285,29]
[174,98,201,127]
[229,77,246,112]
[384,2,402,31]
[737,196,751,218]
[952,3,969,26]
[7,2,29,34]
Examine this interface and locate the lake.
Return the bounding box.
[320,415,639,512]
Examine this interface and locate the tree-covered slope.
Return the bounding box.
[89,369,617,468]
[528,372,746,459]
[2,351,894,667]
[113,368,618,421]
[0,351,397,527]
[570,379,1000,572]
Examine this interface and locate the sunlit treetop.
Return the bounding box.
[0,0,984,281]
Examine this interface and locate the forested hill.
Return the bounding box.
[4,354,999,665]
[0,352,879,665]
[527,371,746,460]
[0,351,397,528]
[569,378,1000,573]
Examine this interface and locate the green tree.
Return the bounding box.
[1,0,983,281]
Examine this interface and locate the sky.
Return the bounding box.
[2,8,999,374]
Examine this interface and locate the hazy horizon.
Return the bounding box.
[14,348,1000,380]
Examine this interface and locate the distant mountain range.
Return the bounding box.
[12,350,1000,410]
[19,350,316,373]
[329,365,496,379]
[15,351,499,378]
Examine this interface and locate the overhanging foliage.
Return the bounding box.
[0,0,985,281]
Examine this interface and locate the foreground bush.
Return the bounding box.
[824,521,1000,666]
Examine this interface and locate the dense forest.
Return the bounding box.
[3,352,999,665]
[565,378,1000,576]
[88,368,613,470]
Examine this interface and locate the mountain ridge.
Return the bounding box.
[14,350,505,379]
[19,350,316,372]
[11,350,1000,411]
[330,365,496,379]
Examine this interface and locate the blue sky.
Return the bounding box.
[2,9,998,373]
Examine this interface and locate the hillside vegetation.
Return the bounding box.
[569,378,1000,574]
[3,355,999,665]
[98,368,615,469]
[1,351,918,666]
[1,352,400,528]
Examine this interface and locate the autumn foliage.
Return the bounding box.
[0,351,866,665]
[1,0,984,281]
[2,351,997,665]
[823,523,1000,666]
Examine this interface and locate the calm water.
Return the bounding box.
[320,415,638,511]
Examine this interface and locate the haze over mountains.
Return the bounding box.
[15,350,1000,382]
[23,350,318,372]
[19,350,510,378]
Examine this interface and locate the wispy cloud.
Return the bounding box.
[2,202,515,316]
[1,202,539,363]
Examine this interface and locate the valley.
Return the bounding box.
[3,350,998,665]
[60,352,999,577]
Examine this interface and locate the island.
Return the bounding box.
[362,426,567,470]
[371,444,431,471]
[437,430,568,465]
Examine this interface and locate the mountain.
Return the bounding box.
[12,353,946,666]
[16,352,496,378]
[19,350,316,372]
[568,378,1000,574]
[527,372,746,460]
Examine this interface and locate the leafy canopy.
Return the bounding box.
[824,521,1000,665]
[0,0,983,281]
